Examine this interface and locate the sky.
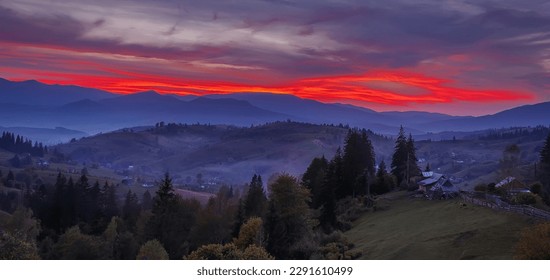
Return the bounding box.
[0,0,549,116]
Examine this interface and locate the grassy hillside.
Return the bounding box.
[346,192,534,259]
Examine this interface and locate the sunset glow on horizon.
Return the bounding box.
[1,0,549,115]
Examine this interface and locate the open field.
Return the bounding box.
[346,192,535,259]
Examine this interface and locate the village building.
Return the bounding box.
[495,176,530,196]
[418,171,459,200]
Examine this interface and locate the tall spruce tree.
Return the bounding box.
[141,190,153,211]
[146,173,199,259]
[373,160,393,195]
[302,156,328,208]
[391,127,420,186]
[391,126,409,185]
[102,182,119,220]
[539,134,550,200]
[314,148,346,231]
[243,174,267,219]
[406,133,421,182]
[327,148,345,199]
[341,129,376,198]
[122,190,141,230]
[234,174,268,237]
[541,134,550,165]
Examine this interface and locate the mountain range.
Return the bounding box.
[0,78,548,140]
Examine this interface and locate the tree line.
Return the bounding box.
[0,131,47,157]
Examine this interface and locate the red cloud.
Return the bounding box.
[2,65,533,108]
[0,42,533,109]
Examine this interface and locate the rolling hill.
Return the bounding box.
[55,122,392,185]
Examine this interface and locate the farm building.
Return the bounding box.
[418,171,459,200]
[495,177,530,196]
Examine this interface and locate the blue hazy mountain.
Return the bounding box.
[0,78,548,137]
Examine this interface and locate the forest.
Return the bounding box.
[1,127,550,260]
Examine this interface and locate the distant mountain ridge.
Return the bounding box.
[0,78,548,138]
[422,102,550,131]
[0,78,112,106]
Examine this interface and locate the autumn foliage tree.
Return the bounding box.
[136,239,169,260]
[515,222,550,259]
[265,174,315,259]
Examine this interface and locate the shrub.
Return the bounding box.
[335,197,366,231]
[136,239,169,260]
[515,223,550,259]
[314,231,362,260]
[512,193,537,205]
[186,243,273,260]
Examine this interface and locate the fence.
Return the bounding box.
[460,193,550,221]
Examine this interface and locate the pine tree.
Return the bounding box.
[406,133,421,181]
[391,126,409,185]
[374,160,388,194]
[141,190,153,210]
[122,190,141,230]
[327,148,345,199]
[302,156,328,208]
[146,172,199,259]
[102,182,119,220]
[234,174,266,237]
[85,180,102,233]
[391,127,420,186]
[51,173,67,232]
[341,129,376,198]
[75,174,89,223]
[153,173,176,213]
[539,134,550,197]
[64,177,77,229]
[540,134,550,165]
[243,174,267,219]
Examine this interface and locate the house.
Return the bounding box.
[495,177,530,196]
[418,171,459,200]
